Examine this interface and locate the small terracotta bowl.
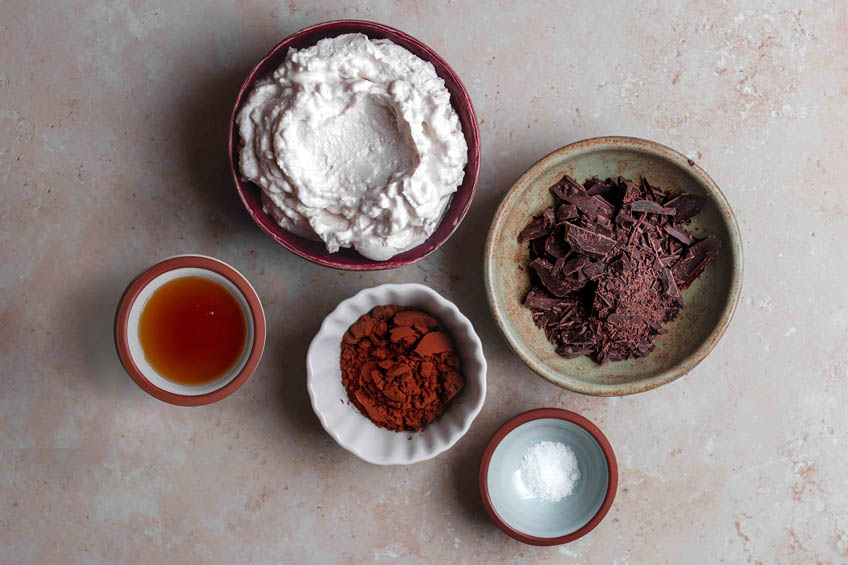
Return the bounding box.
[485,136,743,395]
[479,408,618,546]
[228,20,481,271]
[114,255,266,406]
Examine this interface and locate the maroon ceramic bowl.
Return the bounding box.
[228,20,481,271]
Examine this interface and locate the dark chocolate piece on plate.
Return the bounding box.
[555,203,578,222]
[518,207,555,243]
[564,223,617,258]
[529,258,578,297]
[671,235,722,289]
[524,286,563,311]
[544,225,570,259]
[585,178,613,196]
[551,175,615,219]
[665,194,706,224]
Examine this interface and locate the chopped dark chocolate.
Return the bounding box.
[518,174,721,364]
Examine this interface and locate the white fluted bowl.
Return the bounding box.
[307,283,487,465]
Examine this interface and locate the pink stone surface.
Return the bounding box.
[2,1,847,562]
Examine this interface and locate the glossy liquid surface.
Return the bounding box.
[139,276,247,385]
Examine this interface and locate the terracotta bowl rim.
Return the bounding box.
[228,19,481,271]
[484,135,744,396]
[478,408,618,545]
[114,254,266,406]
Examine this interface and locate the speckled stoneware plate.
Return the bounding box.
[485,137,743,396]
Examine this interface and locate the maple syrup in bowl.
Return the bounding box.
[138,276,247,386]
[115,255,266,406]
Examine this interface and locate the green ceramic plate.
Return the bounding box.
[484,137,743,396]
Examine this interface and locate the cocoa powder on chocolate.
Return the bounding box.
[340,305,465,432]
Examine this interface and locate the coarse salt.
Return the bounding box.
[519,441,581,502]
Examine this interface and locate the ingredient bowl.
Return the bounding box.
[306,283,487,464]
[485,136,743,395]
[229,20,481,270]
[479,408,617,545]
[114,255,266,406]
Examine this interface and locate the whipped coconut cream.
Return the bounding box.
[237,33,468,260]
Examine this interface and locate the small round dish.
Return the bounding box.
[114,255,266,406]
[479,408,617,546]
[229,20,481,270]
[306,283,487,465]
[485,136,743,396]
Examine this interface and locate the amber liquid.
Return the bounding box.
[139,276,247,385]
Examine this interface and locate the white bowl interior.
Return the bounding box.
[487,419,609,538]
[307,284,486,465]
[126,267,254,396]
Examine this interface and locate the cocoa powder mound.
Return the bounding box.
[340,305,465,432]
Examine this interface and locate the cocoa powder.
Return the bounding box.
[340,305,465,432]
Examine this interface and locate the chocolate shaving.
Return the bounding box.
[628,200,676,216]
[664,225,695,245]
[519,174,721,364]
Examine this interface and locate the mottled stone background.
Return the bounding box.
[2,1,847,563]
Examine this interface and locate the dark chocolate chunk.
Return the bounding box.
[665,194,706,224]
[586,180,612,196]
[544,225,570,259]
[518,207,555,243]
[564,223,617,258]
[671,235,722,289]
[551,175,615,219]
[582,260,606,280]
[529,258,577,297]
[555,203,578,222]
[524,287,562,311]
[558,255,587,276]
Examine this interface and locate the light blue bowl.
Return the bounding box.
[480,409,617,545]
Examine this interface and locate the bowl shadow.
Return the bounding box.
[450,421,504,528]
[270,315,328,440]
[175,66,261,239]
[72,269,143,397]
